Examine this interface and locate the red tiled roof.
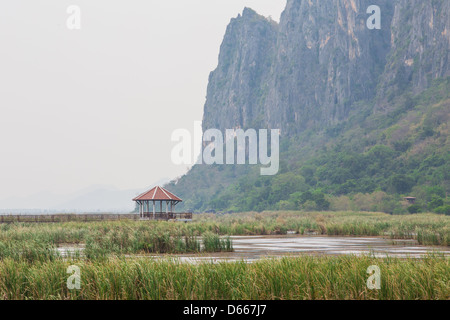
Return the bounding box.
[133,186,182,202]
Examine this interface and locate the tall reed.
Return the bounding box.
[202,232,233,252]
[0,255,447,300]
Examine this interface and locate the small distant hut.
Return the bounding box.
[404,197,416,204]
[133,186,191,221]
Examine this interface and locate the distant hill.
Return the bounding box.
[0,179,169,213]
[166,0,450,215]
[51,186,142,212]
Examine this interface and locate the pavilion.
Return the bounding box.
[404,197,417,204]
[133,186,191,221]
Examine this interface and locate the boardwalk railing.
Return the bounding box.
[0,213,193,224]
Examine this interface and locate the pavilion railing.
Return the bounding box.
[141,212,193,220]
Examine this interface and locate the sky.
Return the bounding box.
[0,1,287,205]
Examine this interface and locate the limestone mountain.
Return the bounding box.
[167,0,450,214]
[204,0,398,135]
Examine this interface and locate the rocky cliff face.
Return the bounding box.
[202,8,278,132]
[264,0,394,134]
[377,0,450,108]
[202,0,449,135]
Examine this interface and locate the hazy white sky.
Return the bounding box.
[0,1,286,202]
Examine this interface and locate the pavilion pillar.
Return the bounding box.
[153,201,156,218]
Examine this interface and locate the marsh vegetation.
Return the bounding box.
[0,211,448,300]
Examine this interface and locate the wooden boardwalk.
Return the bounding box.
[0,213,193,224]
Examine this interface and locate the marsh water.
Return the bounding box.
[58,235,450,263]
